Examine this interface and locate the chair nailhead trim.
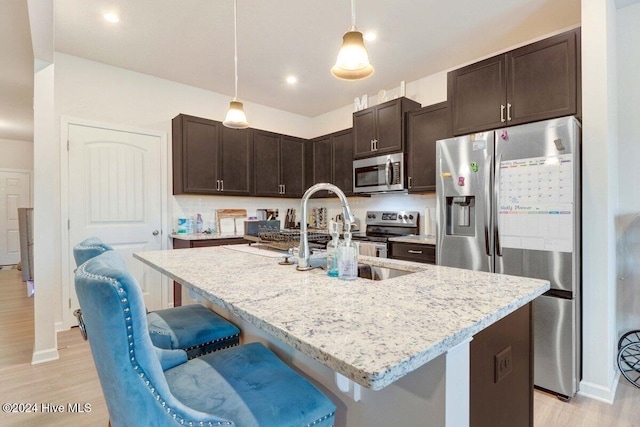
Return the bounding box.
[305,411,335,427]
[77,262,235,427]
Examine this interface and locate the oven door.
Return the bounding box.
[353,153,404,193]
[356,241,388,258]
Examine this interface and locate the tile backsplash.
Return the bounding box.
[172,192,437,235]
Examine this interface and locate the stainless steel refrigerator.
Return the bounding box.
[436,116,581,399]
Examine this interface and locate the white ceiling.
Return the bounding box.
[4,0,587,142]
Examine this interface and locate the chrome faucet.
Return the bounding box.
[297,183,355,271]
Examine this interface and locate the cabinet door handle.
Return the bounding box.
[507,103,512,121]
[500,105,506,123]
[220,180,224,192]
[408,176,413,189]
[282,184,285,194]
[374,139,378,151]
[370,140,374,151]
[216,180,220,191]
[408,249,423,254]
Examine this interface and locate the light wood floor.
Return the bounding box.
[0,268,638,426]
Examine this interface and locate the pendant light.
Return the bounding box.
[223,0,249,129]
[331,0,374,80]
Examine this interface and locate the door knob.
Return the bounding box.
[152,230,159,236]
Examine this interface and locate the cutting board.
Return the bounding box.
[216,209,247,234]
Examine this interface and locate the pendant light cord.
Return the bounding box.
[350,0,356,30]
[233,0,239,101]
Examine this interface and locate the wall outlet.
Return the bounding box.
[494,346,513,383]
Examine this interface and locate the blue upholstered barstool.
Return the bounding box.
[73,237,240,358]
[76,251,336,427]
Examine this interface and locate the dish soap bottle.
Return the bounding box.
[338,230,358,280]
[196,213,203,234]
[326,221,340,277]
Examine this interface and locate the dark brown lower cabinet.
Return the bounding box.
[470,302,533,427]
[171,237,248,306]
[389,242,436,264]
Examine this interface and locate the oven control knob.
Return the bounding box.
[409,214,414,220]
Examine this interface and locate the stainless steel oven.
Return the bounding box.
[353,152,405,194]
[352,210,419,258]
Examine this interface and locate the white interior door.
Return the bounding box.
[0,171,30,266]
[68,123,163,312]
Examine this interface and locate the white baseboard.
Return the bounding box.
[31,348,60,365]
[578,372,620,404]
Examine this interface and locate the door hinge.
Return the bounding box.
[68,298,71,309]
[67,140,70,151]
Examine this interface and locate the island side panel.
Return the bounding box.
[201,299,447,427]
[470,302,533,427]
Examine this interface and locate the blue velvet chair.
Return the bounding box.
[73,237,240,358]
[75,250,336,427]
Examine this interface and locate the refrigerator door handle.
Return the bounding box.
[484,154,492,267]
[495,152,503,257]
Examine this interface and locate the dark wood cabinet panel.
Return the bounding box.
[173,115,220,194]
[375,100,403,153]
[406,102,451,193]
[507,29,578,126]
[353,108,376,158]
[219,126,252,195]
[389,242,436,264]
[332,129,354,196]
[253,130,281,197]
[449,55,507,135]
[307,129,354,199]
[280,135,306,197]
[448,28,580,136]
[173,114,253,196]
[353,97,421,159]
[312,136,333,198]
[470,303,533,427]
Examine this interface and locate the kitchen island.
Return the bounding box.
[134,245,549,426]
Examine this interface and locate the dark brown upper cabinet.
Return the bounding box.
[308,128,354,198]
[253,130,305,198]
[406,102,451,193]
[279,135,306,198]
[448,28,580,136]
[353,97,420,159]
[332,129,354,196]
[172,114,252,195]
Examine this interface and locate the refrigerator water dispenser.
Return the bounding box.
[446,196,475,236]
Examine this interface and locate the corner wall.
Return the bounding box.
[0,138,33,170]
[579,0,619,402]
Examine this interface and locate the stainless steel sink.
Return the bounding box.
[357,264,414,281]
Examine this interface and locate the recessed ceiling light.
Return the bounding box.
[286,75,298,85]
[364,32,377,42]
[104,13,120,23]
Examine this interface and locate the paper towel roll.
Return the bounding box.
[424,208,432,236]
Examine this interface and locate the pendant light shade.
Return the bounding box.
[223,0,249,129]
[331,0,373,80]
[223,100,249,129]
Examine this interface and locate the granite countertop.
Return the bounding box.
[170,232,246,241]
[134,245,548,390]
[389,235,437,245]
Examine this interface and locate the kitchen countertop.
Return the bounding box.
[170,232,247,241]
[388,234,437,245]
[134,245,548,390]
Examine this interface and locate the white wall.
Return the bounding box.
[617,3,640,216]
[579,0,619,403]
[616,2,640,341]
[0,138,33,170]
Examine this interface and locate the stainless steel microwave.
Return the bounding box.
[353,152,405,194]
